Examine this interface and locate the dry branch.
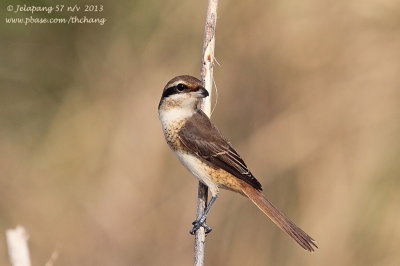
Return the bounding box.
[194,0,219,265]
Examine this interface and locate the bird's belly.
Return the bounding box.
[175,151,243,195]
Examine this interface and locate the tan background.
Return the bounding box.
[1,0,399,265]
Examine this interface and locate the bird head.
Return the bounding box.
[158,75,209,112]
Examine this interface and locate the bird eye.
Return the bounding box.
[176,84,186,92]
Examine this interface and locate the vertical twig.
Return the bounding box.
[193,182,208,266]
[6,226,31,266]
[194,0,218,265]
[200,0,218,116]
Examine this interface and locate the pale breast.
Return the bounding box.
[159,107,194,151]
[162,120,186,151]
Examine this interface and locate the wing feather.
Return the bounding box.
[178,110,262,190]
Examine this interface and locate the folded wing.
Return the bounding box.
[178,110,262,191]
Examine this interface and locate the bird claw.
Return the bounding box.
[190,219,212,235]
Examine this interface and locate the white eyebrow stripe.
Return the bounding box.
[166,80,190,89]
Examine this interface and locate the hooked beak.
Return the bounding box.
[193,87,209,98]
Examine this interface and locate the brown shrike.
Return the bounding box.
[158,75,317,252]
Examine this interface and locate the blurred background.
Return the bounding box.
[1,0,400,265]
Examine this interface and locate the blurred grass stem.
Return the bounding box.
[6,226,31,266]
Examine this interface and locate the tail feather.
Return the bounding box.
[241,184,318,252]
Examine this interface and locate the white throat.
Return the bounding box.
[159,107,195,128]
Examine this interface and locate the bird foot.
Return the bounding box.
[190,219,212,235]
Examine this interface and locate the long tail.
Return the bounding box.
[241,184,318,252]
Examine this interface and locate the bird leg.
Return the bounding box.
[190,195,217,235]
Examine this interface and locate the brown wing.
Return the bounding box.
[178,110,262,191]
